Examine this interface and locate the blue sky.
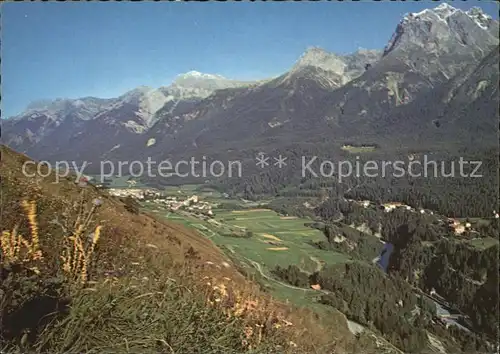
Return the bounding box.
[2,1,498,118]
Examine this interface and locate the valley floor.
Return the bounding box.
[140,189,461,354]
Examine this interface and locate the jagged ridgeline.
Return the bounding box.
[3,4,498,168]
[2,3,499,353]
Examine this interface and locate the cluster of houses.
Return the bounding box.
[107,188,160,200]
[348,199,489,236]
[380,202,414,213]
[103,183,217,217]
[446,218,471,235]
[379,202,437,215]
[145,194,214,216]
[351,198,499,224]
[352,199,430,214]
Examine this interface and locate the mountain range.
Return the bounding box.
[2,3,498,171]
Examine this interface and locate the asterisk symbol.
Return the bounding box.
[274,155,287,168]
[256,153,269,168]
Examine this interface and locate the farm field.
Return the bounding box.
[87,175,147,188]
[162,185,270,206]
[142,201,351,306]
[163,184,207,196]
[208,208,350,271]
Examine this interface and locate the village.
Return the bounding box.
[101,177,499,238]
[106,187,216,218]
[103,182,496,337]
[348,198,499,236]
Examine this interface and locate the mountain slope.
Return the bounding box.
[2,72,256,163]
[314,4,498,140]
[0,144,360,353]
[140,47,382,159]
[145,4,497,157]
[2,97,115,152]
[2,3,498,167]
[383,3,498,81]
[379,45,499,148]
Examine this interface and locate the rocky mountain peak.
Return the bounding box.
[177,70,226,80]
[119,86,155,102]
[285,47,381,87]
[23,98,72,114]
[172,71,231,89]
[169,70,254,92]
[12,97,114,123]
[433,3,457,19]
[401,3,459,23]
[466,6,493,29]
[292,47,346,76]
[24,99,66,112]
[384,3,498,57]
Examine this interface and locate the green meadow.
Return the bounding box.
[142,200,351,305]
[193,208,348,271]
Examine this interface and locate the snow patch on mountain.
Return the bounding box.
[150,71,259,120]
[402,3,495,32]
[466,7,493,30]
[11,97,116,123]
[177,70,226,80]
[405,3,457,22]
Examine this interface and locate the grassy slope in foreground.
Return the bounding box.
[144,198,404,353]
[0,145,369,354]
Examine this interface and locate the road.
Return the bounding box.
[244,257,330,294]
[244,257,404,353]
[309,256,324,272]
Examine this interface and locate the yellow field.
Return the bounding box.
[267,247,289,251]
[260,233,282,241]
[280,216,298,220]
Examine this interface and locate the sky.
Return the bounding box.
[2,1,498,118]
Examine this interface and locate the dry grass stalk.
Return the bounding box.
[60,201,103,283]
[203,276,296,350]
[0,201,43,264]
[0,197,103,285]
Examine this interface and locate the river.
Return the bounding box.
[376,242,394,272]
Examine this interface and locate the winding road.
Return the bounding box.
[244,258,404,354]
[244,257,330,294]
[309,256,325,272]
